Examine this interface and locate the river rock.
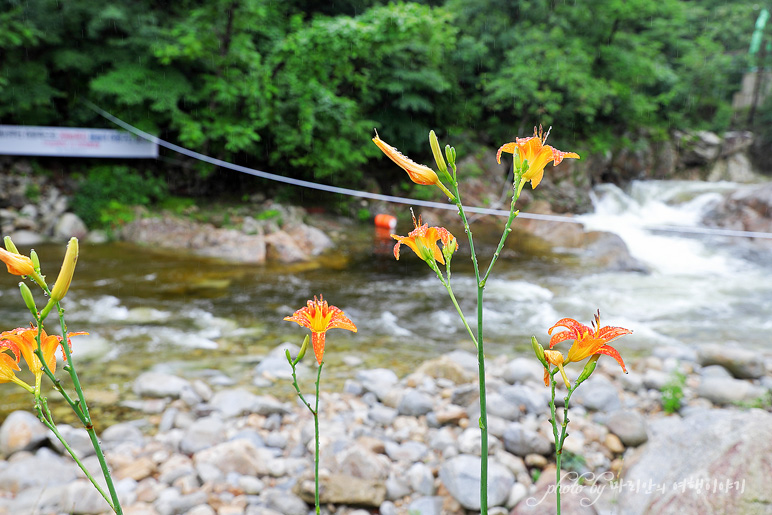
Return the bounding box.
[580,231,649,273]
[179,415,227,454]
[397,389,434,416]
[697,344,766,379]
[407,462,435,495]
[261,488,308,515]
[193,439,275,476]
[696,376,766,405]
[500,384,550,415]
[610,408,772,513]
[385,440,429,462]
[407,496,443,515]
[677,130,721,165]
[0,410,49,456]
[605,410,648,447]
[336,445,389,479]
[357,368,399,401]
[439,454,515,510]
[0,447,79,490]
[297,473,386,507]
[502,423,553,457]
[503,358,544,385]
[134,372,192,399]
[415,355,475,384]
[285,223,333,256]
[572,376,621,412]
[61,479,113,514]
[53,212,88,241]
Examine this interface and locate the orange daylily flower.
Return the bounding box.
[0,327,88,381]
[0,339,22,384]
[0,247,35,276]
[372,131,455,200]
[284,296,357,365]
[391,212,457,265]
[496,126,580,189]
[543,349,571,388]
[548,312,631,373]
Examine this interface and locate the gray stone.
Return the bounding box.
[397,389,434,416]
[0,447,79,490]
[262,488,308,515]
[697,376,766,405]
[699,364,732,378]
[407,496,444,515]
[48,423,95,458]
[265,230,310,263]
[53,212,88,241]
[336,445,389,479]
[193,439,277,476]
[486,392,521,420]
[572,376,621,411]
[101,422,146,446]
[179,415,226,454]
[407,462,435,495]
[612,409,772,514]
[384,440,428,462]
[500,384,550,415]
[153,487,208,515]
[415,355,475,384]
[439,454,515,510]
[502,358,544,384]
[642,369,670,390]
[134,372,192,399]
[254,355,294,381]
[368,404,398,426]
[698,344,766,379]
[385,473,411,500]
[285,223,334,256]
[502,423,553,457]
[0,410,49,456]
[356,368,399,400]
[606,410,648,447]
[379,500,398,515]
[296,473,386,507]
[61,479,112,514]
[8,229,43,245]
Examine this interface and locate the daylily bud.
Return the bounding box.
[576,355,600,385]
[532,336,548,368]
[50,237,78,303]
[544,349,571,389]
[429,130,447,175]
[18,282,37,316]
[297,334,309,363]
[4,236,19,254]
[30,250,40,271]
[445,144,456,166]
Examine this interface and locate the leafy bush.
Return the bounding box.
[661,370,686,414]
[71,165,167,229]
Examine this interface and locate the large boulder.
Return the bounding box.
[608,408,772,514]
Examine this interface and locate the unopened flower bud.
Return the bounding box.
[297,334,309,363]
[4,236,19,254]
[19,282,37,316]
[576,355,600,385]
[50,237,78,303]
[30,250,40,271]
[532,336,547,368]
[429,130,447,175]
[445,144,456,166]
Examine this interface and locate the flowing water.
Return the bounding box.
[0,180,769,422]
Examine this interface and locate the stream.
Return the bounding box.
[0,180,769,423]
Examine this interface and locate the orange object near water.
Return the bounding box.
[374,214,397,230]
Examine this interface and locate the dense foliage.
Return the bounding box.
[0,0,764,193]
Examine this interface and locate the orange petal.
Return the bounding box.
[596,345,627,373]
[496,142,517,164]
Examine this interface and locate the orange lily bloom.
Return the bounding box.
[372,131,455,200]
[391,212,457,266]
[548,312,631,373]
[496,126,580,189]
[0,327,88,381]
[543,349,571,388]
[0,339,33,392]
[284,296,357,365]
[0,247,35,276]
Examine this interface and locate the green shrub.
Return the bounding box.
[661,370,686,414]
[71,165,167,229]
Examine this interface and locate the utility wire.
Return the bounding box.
[85,101,772,240]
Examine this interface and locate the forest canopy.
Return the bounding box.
[0,0,764,191]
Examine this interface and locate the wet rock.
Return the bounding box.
[606,410,648,447]
[612,408,772,514]
[285,223,333,256]
[580,231,649,273]
[264,230,309,263]
[677,130,721,165]
[439,454,514,510]
[0,410,49,456]
[698,344,766,379]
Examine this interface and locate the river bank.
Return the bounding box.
[0,342,770,515]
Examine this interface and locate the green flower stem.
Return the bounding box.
[481,175,523,287]
[448,170,488,514]
[547,364,594,515]
[288,351,323,514]
[35,396,116,512]
[427,261,478,348]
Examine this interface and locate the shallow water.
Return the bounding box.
[0,180,769,422]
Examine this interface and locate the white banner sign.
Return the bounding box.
[0,125,158,158]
